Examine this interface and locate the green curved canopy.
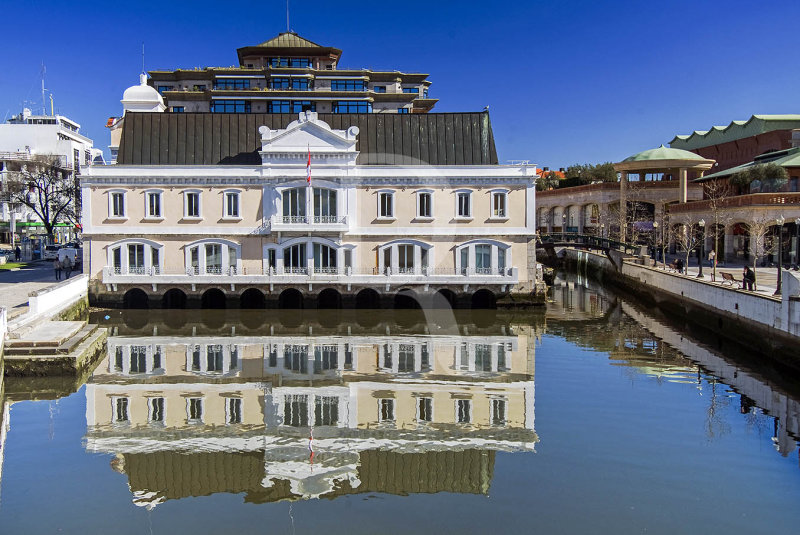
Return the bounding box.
[622,145,707,163]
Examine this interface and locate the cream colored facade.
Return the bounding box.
[83,112,537,308]
[85,328,537,503]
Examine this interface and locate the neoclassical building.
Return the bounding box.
[83,109,537,308]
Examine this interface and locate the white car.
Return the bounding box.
[58,247,80,267]
[43,245,60,260]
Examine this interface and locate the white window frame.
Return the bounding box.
[489,189,509,220]
[378,239,432,275]
[183,189,202,219]
[226,397,243,425]
[416,396,433,423]
[112,396,130,424]
[108,189,126,220]
[144,189,163,220]
[455,398,472,424]
[223,189,241,220]
[378,398,395,423]
[455,190,472,220]
[415,189,434,220]
[185,343,242,375]
[147,396,166,425]
[184,238,242,276]
[491,397,507,426]
[107,239,164,275]
[377,190,395,220]
[186,397,204,424]
[455,239,512,276]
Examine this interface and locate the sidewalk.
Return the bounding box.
[651,253,789,296]
[0,260,60,319]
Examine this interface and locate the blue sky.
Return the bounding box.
[2,0,798,167]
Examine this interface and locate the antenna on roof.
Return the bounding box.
[141,42,146,75]
[286,0,290,33]
[41,62,47,116]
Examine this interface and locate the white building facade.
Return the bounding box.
[82,111,538,308]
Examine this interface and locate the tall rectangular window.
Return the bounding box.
[475,245,492,273]
[207,344,224,372]
[114,398,129,422]
[417,192,432,218]
[457,192,471,218]
[379,399,395,422]
[492,192,507,218]
[130,346,147,373]
[315,396,339,426]
[147,192,162,218]
[111,192,125,217]
[456,399,472,424]
[128,244,144,272]
[418,397,432,422]
[185,192,200,218]
[188,398,203,422]
[379,191,394,218]
[284,395,309,427]
[150,397,164,423]
[492,399,506,426]
[227,398,242,424]
[225,192,240,218]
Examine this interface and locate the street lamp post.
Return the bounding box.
[794,217,800,269]
[562,213,566,241]
[775,215,785,296]
[697,219,705,278]
[653,221,660,264]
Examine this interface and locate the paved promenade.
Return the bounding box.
[0,261,59,319]
[654,254,787,296]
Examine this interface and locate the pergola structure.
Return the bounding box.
[614,145,715,241]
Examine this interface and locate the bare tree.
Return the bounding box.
[5,155,78,241]
[704,178,734,280]
[671,213,702,272]
[746,215,779,291]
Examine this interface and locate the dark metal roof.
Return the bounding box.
[117,112,499,166]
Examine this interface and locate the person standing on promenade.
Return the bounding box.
[64,257,72,279]
[708,249,716,281]
[54,258,62,281]
[15,246,21,261]
[742,266,755,290]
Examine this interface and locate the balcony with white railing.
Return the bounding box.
[268,214,348,232]
[101,264,519,288]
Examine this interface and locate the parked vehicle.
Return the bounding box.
[58,247,79,266]
[43,245,60,260]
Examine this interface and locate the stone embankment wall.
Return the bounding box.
[563,249,800,366]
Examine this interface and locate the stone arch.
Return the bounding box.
[240,288,266,309]
[433,288,457,309]
[317,288,342,309]
[393,288,421,309]
[201,288,227,309]
[123,288,149,309]
[162,288,187,309]
[471,288,497,309]
[279,288,304,309]
[356,288,381,309]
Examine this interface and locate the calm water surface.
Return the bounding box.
[1,280,800,534]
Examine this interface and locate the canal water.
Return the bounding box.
[1,279,800,534]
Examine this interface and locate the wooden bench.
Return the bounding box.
[721,272,740,286]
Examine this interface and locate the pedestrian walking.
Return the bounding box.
[54,259,62,281]
[64,257,72,279]
[14,245,21,261]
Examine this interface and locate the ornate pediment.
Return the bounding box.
[259,112,359,166]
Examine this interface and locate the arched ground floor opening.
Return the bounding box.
[471,289,497,309]
[123,288,149,309]
[279,288,304,309]
[433,288,457,309]
[355,288,380,309]
[318,288,342,309]
[201,288,227,309]
[240,288,266,309]
[394,288,421,310]
[162,288,187,309]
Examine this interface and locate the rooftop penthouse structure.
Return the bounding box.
[148,32,436,116]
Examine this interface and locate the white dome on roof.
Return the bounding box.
[121,74,165,114]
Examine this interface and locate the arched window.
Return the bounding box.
[455,240,511,276]
[378,240,432,275]
[185,239,241,275]
[108,239,164,275]
[282,187,307,223]
[268,237,346,275]
[313,187,337,222]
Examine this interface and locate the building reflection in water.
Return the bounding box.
[84,315,538,507]
[548,274,800,460]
